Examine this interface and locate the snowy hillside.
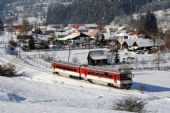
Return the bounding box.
[0,33,170,113]
[133,8,170,30]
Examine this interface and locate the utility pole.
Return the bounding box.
[68,46,71,62]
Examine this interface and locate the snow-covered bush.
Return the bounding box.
[0,63,18,77]
[114,97,146,113]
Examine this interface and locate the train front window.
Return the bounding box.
[120,73,132,80]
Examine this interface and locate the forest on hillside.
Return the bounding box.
[0,0,16,18]
[46,0,170,24]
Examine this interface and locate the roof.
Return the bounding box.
[88,50,107,60]
[88,29,99,38]
[129,31,145,36]
[116,32,128,37]
[70,24,85,29]
[135,39,154,47]
[55,30,71,36]
[58,34,80,41]
[85,24,98,28]
[117,38,160,48]
[123,39,135,46]
[117,39,125,45]
[33,34,48,41]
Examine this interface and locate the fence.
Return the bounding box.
[20,54,51,70]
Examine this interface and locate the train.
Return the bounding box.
[52,61,133,89]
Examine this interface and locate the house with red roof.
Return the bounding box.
[128,31,147,39]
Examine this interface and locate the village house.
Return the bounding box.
[115,31,129,40]
[115,38,165,52]
[128,31,146,39]
[87,50,108,66]
[58,32,92,47]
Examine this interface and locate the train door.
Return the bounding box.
[81,68,87,79]
[114,74,117,83]
[85,69,87,77]
[52,63,56,73]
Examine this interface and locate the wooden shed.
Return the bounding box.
[87,50,108,66]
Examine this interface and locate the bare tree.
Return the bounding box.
[114,97,146,113]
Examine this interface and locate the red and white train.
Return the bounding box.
[52,61,133,89]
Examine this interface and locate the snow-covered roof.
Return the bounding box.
[58,34,80,41]
[33,34,48,41]
[85,24,98,28]
[117,39,125,45]
[124,39,135,46]
[55,30,71,36]
[135,39,154,47]
[116,32,128,37]
[89,50,107,60]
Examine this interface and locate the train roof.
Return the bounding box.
[52,60,132,74]
[84,65,120,73]
[83,65,132,74]
[52,60,82,67]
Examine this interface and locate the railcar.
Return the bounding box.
[52,61,133,89]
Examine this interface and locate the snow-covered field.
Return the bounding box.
[0,33,170,113]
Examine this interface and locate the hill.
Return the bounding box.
[46,0,170,24]
[0,0,15,16]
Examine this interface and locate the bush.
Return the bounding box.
[114,97,146,113]
[0,63,18,77]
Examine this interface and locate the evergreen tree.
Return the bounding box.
[144,11,158,44]
[0,19,4,31]
[101,34,106,47]
[29,37,35,50]
[34,27,42,34]
[46,0,153,24]
[144,11,157,35]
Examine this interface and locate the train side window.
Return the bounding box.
[108,74,113,78]
[59,65,61,69]
[95,71,99,76]
[70,67,73,71]
[66,67,69,70]
[62,65,66,70]
[104,72,108,78]
[101,72,105,77]
[88,70,91,75]
[70,68,72,71]
[96,71,102,76]
[91,71,94,75]
[56,64,58,68]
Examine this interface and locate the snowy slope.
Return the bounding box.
[0,33,170,113]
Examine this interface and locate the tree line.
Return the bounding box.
[46,0,170,24]
[46,0,151,24]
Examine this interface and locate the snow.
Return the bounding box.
[0,33,170,113]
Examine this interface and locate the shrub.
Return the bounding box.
[114,97,146,113]
[0,63,18,77]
